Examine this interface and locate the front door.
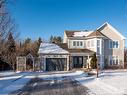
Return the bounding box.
[73,56,83,68]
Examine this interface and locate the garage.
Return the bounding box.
[38,43,69,71]
[46,58,67,71]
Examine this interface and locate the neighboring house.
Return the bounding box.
[38,22,126,71]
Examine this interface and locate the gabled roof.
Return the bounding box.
[38,43,69,54]
[65,30,93,37]
[87,30,108,38]
[97,22,126,39]
[65,30,80,37]
[64,22,126,40]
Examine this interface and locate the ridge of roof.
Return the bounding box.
[97,22,126,39]
[87,30,107,38]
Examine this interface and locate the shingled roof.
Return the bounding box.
[65,30,80,37]
[65,30,107,38]
[87,30,107,38]
[57,43,94,53]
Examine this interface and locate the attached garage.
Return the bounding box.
[46,58,67,71]
[38,43,69,71]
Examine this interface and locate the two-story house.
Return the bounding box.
[38,22,126,71]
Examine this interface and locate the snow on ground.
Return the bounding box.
[1,70,127,95]
[0,71,20,77]
[75,70,127,95]
[38,71,87,80]
[0,72,36,94]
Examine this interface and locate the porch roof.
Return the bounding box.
[57,43,95,54]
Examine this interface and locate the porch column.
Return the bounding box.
[87,55,90,69]
[69,56,73,70]
[83,56,86,68]
[67,55,69,71]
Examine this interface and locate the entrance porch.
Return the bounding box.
[69,53,94,69]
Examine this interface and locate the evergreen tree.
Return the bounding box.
[90,53,97,69]
[6,32,16,70]
[38,37,42,46]
[7,32,16,52]
[49,35,53,43]
[56,36,62,43]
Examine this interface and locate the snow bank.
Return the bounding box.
[0,71,16,77]
[75,70,127,95]
[38,43,69,54]
[0,72,34,94]
[38,71,87,80]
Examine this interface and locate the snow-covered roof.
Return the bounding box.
[38,43,69,54]
[73,31,93,37]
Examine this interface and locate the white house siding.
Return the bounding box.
[100,25,125,68]
[85,38,97,52]
[68,39,85,49]
[63,31,68,43]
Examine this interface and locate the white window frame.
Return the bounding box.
[109,40,119,49]
[109,55,119,66]
[73,41,76,46]
[80,41,83,46]
[72,40,84,47]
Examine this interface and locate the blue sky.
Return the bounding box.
[10,0,127,45]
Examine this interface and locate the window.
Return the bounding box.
[80,41,83,46]
[73,41,83,47]
[109,40,119,48]
[109,41,112,48]
[77,41,79,46]
[97,40,100,54]
[73,41,76,46]
[97,40,100,47]
[109,56,119,65]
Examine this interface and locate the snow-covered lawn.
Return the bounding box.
[1,70,127,95]
[75,69,127,95]
[0,72,36,94]
[0,71,18,77]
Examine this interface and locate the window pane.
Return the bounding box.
[73,41,76,46]
[77,41,79,46]
[110,41,112,48]
[97,40,100,47]
[116,56,118,65]
[110,58,112,65]
[97,47,100,54]
[80,41,83,46]
[116,41,118,48]
[112,57,115,65]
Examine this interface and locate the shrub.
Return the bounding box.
[90,53,97,69]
